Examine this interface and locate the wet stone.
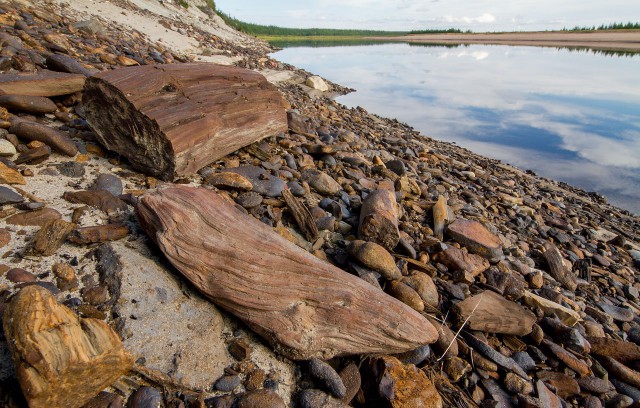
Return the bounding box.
[0,186,24,204]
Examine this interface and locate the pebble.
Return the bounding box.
[56,161,86,178]
[394,344,431,366]
[298,389,347,408]
[6,268,36,283]
[0,94,57,114]
[306,170,341,195]
[126,386,162,408]
[348,240,401,280]
[214,375,241,392]
[236,389,285,408]
[307,358,346,399]
[596,302,634,322]
[504,372,533,394]
[16,202,45,211]
[80,285,110,306]
[287,181,306,197]
[386,280,424,312]
[52,262,78,291]
[0,228,10,248]
[0,186,24,204]
[235,191,262,209]
[91,173,123,196]
[244,367,266,391]
[338,362,361,404]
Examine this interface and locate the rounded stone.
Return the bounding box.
[308,358,347,399]
[348,240,401,280]
[236,389,285,408]
[92,174,123,196]
[236,191,263,209]
[214,375,242,392]
[56,161,85,178]
[126,386,162,408]
[6,268,36,283]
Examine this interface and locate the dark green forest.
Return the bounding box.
[563,22,640,31]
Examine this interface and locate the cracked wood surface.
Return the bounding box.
[137,185,438,360]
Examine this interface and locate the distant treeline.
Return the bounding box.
[563,22,640,31]
[409,28,469,34]
[216,10,406,37]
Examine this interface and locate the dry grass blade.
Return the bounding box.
[437,293,484,362]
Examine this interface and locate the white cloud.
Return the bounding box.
[443,13,497,24]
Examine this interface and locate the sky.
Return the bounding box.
[214,0,640,32]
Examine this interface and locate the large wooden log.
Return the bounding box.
[137,185,437,360]
[358,189,400,250]
[83,63,289,181]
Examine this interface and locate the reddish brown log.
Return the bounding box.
[83,63,290,181]
[137,185,437,360]
[0,70,85,96]
[358,189,400,250]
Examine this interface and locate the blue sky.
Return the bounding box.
[214,0,640,32]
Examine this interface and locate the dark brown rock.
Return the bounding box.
[434,246,489,283]
[5,207,61,226]
[10,120,77,156]
[82,391,124,408]
[68,224,129,245]
[358,189,400,250]
[126,387,161,408]
[6,268,36,283]
[0,95,57,114]
[228,338,253,361]
[52,262,78,291]
[348,239,401,280]
[537,371,580,399]
[338,362,361,404]
[14,145,51,164]
[46,54,95,77]
[236,389,285,408]
[0,228,10,248]
[63,190,128,216]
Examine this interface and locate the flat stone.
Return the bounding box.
[446,218,503,260]
[577,376,614,394]
[536,380,562,408]
[46,54,96,77]
[504,372,534,395]
[0,186,23,204]
[0,95,57,114]
[586,337,640,364]
[0,139,16,156]
[444,356,471,382]
[537,371,580,399]
[227,166,285,197]
[348,240,401,280]
[5,207,61,226]
[434,246,489,282]
[2,285,134,408]
[543,339,590,377]
[73,18,106,35]
[596,302,634,322]
[90,174,123,197]
[14,145,51,165]
[0,161,25,184]
[10,120,77,156]
[206,172,253,190]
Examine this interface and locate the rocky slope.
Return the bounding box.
[0,0,638,407]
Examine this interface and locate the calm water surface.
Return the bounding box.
[272,44,640,215]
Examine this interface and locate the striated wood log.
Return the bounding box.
[137,185,437,360]
[31,219,75,256]
[358,189,400,250]
[83,63,289,181]
[282,189,318,241]
[452,290,536,336]
[433,195,448,241]
[0,70,85,96]
[68,224,129,245]
[3,285,134,408]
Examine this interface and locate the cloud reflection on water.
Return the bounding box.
[272,44,640,214]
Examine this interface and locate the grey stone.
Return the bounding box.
[92,174,123,196]
[0,186,23,205]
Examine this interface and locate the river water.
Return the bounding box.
[271,43,640,215]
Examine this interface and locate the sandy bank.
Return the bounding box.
[371,30,640,51]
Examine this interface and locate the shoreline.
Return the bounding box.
[369,30,640,52]
[0,1,638,406]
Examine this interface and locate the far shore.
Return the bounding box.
[368,30,640,51]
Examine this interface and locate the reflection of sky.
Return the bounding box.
[272,44,640,214]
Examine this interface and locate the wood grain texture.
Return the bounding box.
[3,285,133,408]
[83,63,290,180]
[137,185,437,360]
[0,70,85,96]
